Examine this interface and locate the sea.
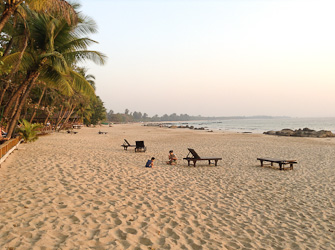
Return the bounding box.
[171,117,335,134]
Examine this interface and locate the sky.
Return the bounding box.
[79,0,335,117]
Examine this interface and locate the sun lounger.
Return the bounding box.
[98,131,108,134]
[183,148,222,167]
[121,139,135,150]
[135,141,146,152]
[67,130,78,134]
[257,158,297,170]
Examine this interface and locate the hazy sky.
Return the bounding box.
[80,0,335,117]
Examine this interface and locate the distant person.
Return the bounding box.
[145,157,155,168]
[167,150,177,165]
[0,126,9,140]
[1,126,7,137]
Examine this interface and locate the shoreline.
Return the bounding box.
[1,124,334,249]
[142,117,335,134]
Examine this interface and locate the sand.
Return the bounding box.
[0,124,335,249]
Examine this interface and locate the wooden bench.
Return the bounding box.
[121,139,135,151]
[183,148,222,167]
[257,158,297,170]
[67,130,78,134]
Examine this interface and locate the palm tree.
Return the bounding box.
[0,0,77,33]
[2,11,106,138]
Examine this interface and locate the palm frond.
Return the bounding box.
[40,51,69,73]
[69,69,96,98]
[39,65,74,96]
[64,50,107,65]
[27,0,78,25]
[2,52,36,71]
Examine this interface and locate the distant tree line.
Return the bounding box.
[106,109,284,123]
[106,109,195,123]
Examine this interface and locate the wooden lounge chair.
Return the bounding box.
[98,131,108,134]
[135,141,146,152]
[67,130,78,134]
[257,158,297,170]
[121,139,135,150]
[183,148,222,167]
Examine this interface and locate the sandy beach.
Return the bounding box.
[1,124,335,249]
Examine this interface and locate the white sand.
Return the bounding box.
[1,124,335,249]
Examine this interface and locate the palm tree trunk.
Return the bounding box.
[6,70,41,138]
[3,81,29,120]
[0,80,10,106]
[0,7,14,33]
[2,15,17,57]
[3,86,26,130]
[59,105,76,131]
[3,56,47,122]
[3,37,14,57]
[55,105,64,127]
[5,94,19,131]
[55,106,69,129]
[6,82,35,138]
[44,111,51,125]
[1,29,29,108]
[30,85,46,123]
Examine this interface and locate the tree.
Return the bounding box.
[1,10,106,138]
[0,0,77,33]
[87,96,106,125]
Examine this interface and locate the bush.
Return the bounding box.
[18,119,43,143]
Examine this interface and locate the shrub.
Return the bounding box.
[18,119,43,143]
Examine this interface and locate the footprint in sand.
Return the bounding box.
[139,237,153,246]
[125,228,137,234]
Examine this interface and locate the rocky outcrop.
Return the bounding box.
[264,128,335,138]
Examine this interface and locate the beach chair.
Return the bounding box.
[257,158,297,170]
[121,139,135,150]
[183,148,222,167]
[135,141,147,152]
[98,131,108,134]
[67,130,78,134]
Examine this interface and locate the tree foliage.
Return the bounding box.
[0,1,107,140]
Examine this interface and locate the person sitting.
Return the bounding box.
[145,157,155,168]
[167,150,177,165]
[0,126,9,141]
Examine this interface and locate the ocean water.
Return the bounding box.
[175,117,335,134]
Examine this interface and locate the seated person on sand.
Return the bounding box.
[0,126,9,141]
[145,157,155,168]
[167,150,177,165]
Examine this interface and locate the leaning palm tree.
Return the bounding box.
[0,0,77,33]
[2,11,106,138]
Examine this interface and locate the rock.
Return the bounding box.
[276,129,294,136]
[264,128,335,138]
[316,130,335,138]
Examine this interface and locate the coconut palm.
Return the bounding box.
[0,0,77,33]
[2,11,106,138]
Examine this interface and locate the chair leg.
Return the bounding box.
[193,160,196,167]
[215,160,218,166]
